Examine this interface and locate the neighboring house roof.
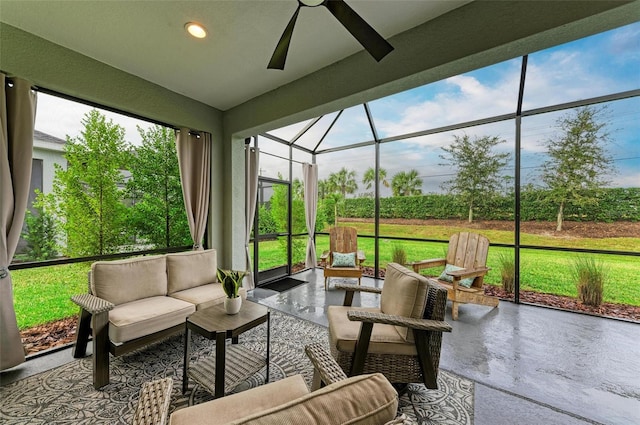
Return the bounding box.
[34,129,65,145]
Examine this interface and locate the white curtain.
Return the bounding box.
[244,146,259,289]
[176,129,211,250]
[1,74,36,370]
[302,163,318,268]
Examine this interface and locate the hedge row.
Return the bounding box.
[338,187,640,222]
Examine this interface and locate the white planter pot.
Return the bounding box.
[224,297,242,315]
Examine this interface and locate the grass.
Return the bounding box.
[12,262,91,329]
[12,222,640,329]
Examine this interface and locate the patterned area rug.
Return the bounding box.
[0,310,473,424]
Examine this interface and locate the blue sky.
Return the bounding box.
[35,22,639,194]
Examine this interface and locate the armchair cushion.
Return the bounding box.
[331,251,357,267]
[91,255,167,305]
[166,249,217,294]
[379,262,429,343]
[438,264,474,288]
[169,375,309,425]
[328,306,417,357]
[234,373,397,425]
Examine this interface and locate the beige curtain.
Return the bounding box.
[1,74,36,370]
[302,163,318,268]
[245,146,259,289]
[176,129,211,250]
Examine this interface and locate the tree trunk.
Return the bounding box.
[556,202,564,232]
[468,205,473,223]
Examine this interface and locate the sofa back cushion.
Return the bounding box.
[166,249,217,294]
[91,255,167,305]
[380,262,429,342]
[233,373,397,425]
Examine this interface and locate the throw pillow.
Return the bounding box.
[332,251,356,267]
[438,264,475,288]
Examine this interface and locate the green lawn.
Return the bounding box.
[11,222,640,329]
[12,262,91,329]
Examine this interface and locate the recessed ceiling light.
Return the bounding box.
[185,22,207,39]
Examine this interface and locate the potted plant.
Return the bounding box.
[217,268,247,314]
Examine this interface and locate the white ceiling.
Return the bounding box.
[0,0,470,111]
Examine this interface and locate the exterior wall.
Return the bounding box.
[32,137,66,197]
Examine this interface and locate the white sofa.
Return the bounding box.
[72,249,245,389]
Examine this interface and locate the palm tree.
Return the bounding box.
[328,167,358,198]
[391,169,423,196]
[362,167,390,191]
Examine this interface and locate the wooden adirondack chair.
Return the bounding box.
[411,232,499,320]
[320,227,365,290]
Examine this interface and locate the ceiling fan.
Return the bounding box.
[268,0,394,70]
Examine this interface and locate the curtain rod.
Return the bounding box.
[0,73,206,137]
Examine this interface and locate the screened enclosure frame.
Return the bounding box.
[257,52,640,303]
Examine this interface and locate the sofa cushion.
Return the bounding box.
[108,296,195,343]
[169,375,310,425]
[232,372,397,425]
[91,255,167,305]
[379,262,429,343]
[327,306,417,357]
[166,249,217,294]
[170,284,248,311]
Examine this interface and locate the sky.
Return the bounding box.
[264,22,640,195]
[34,22,639,195]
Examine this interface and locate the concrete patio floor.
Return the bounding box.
[2,267,638,425]
[249,268,640,425]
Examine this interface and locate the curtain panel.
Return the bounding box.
[176,129,211,250]
[244,147,259,289]
[1,74,37,370]
[302,163,318,269]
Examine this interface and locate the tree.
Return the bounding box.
[21,191,59,261]
[127,125,191,248]
[391,169,423,197]
[540,106,613,231]
[52,109,130,256]
[440,134,510,223]
[362,167,390,192]
[328,167,358,198]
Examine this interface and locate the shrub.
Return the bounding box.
[497,252,515,293]
[391,244,407,265]
[573,256,606,307]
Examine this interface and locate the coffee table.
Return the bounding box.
[182,300,270,398]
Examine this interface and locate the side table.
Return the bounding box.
[182,301,270,399]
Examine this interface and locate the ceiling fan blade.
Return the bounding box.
[268,5,301,70]
[324,0,393,62]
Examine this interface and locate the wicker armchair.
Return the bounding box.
[327,262,451,389]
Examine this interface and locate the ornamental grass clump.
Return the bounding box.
[391,244,407,265]
[497,252,515,294]
[216,269,246,299]
[572,257,606,307]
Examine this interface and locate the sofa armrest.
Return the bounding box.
[71,293,114,315]
[347,310,452,333]
[305,343,347,389]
